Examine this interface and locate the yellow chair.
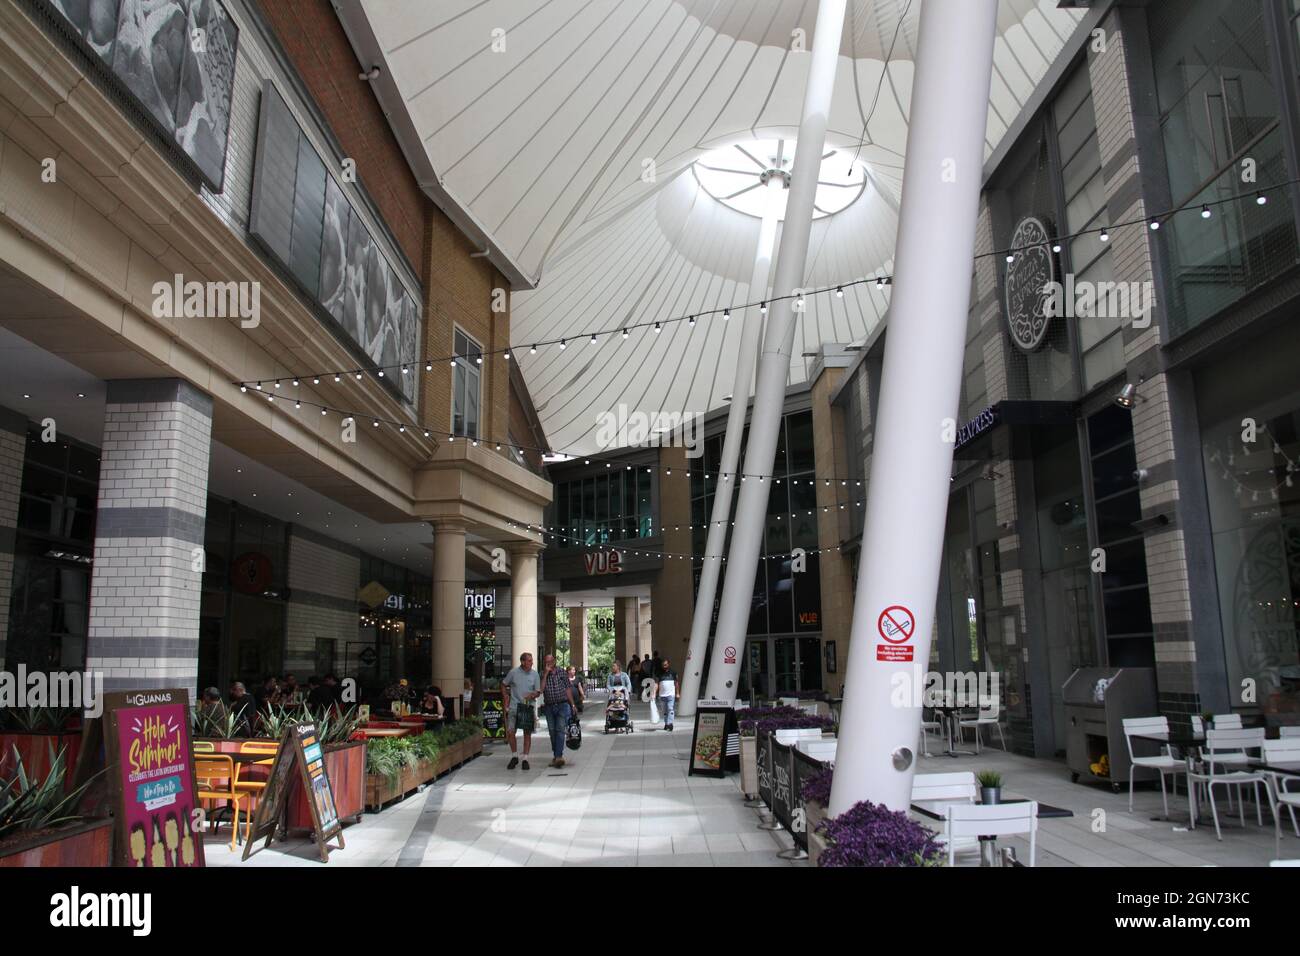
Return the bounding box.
[233,741,278,828]
[193,741,215,753]
[194,755,245,851]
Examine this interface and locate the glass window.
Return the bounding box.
[452,328,482,439]
[1149,0,1296,335]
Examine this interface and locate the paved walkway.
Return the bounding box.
[209,698,792,867]
[205,701,1294,867]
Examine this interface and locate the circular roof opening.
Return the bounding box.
[692,138,866,220]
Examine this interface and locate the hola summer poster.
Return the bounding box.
[108,690,205,868]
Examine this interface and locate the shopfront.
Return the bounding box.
[1195,320,1300,720]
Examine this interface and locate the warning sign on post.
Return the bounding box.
[876,605,915,661]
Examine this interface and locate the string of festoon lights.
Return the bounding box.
[506,516,855,564]
[521,495,870,538]
[234,179,1299,450]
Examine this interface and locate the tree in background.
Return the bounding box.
[556,614,571,667]
[585,607,615,676]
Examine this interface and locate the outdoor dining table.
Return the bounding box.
[910,798,1073,866]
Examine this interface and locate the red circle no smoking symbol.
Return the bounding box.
[723,645,737,664]
[877,605,915,643]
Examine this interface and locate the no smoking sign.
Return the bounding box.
[876,604,915,662]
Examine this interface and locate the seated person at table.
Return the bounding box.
[198,687,227,723]
[307,675,336,712]
[228,681,258,736]
[418,687,445,719]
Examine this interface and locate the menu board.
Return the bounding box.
[770,739,793,832]
[756,730,774,809]
[103,688,204,868]
[688,704,729,777]
[243,722,344,863]
[480,698,505,739]
[298,724,340,836]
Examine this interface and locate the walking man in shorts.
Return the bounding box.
[501,652,541,770]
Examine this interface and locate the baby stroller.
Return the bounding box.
[604,688,634,734]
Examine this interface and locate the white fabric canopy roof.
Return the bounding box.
[347,0,1085,454]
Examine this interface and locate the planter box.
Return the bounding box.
[809,827,831,868]
[0,731,83,792]
[805,800,827,867]
[287,741,365,831]
[434,750,453,777]
[739,735,758,797]
[364,757,435,810]
[0,818,111,867]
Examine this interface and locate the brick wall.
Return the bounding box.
[283,528,360,675]
[651,446,693,665]
[812,366,851,697]
[420,211,512,445]
[257,0,425,270]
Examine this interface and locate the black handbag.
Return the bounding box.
[565,715,583,750]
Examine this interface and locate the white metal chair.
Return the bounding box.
[1261,739,1300,849]
[1121,716,1186,816]
[1212,713,1243,729]
[1279,727,1300,739]
[944,801,1038,867]
[957,695,1006,754]
[920,708,945,757]
[912,771,978,859]
[1188,728,1270,840]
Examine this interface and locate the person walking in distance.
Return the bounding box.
[501,652,541,771]
[655,658,679,732]
[540,654,578,768]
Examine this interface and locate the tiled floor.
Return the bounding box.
[203,702,1296,867]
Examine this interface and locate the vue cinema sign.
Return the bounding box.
[584,550,623,575]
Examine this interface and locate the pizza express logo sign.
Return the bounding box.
[1004,216,1056,352]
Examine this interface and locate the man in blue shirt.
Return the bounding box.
[501,652,541,770]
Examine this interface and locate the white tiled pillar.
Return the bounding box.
[85,380,212,698]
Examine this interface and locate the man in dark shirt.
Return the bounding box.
[228,682,259,736]
[539,654,577,768]
[306,675,336,713]
[655,659,679,732]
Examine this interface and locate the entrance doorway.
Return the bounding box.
[743,636,823,699]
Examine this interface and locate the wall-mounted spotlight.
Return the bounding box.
[1115,376,1146,409]
[359,66,381,81]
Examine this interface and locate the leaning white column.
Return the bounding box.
[704,0,847,701]
[679,180,782,718]
[828,0,998,815]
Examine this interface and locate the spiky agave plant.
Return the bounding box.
[0,745,101,841]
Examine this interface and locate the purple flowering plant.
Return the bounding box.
[816,800,944,867]
[736,705,836,737]
[800,766,834,807]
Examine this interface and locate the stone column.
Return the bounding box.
[638,600,653,659]
[509,541,543,666]
[614,596,637,665]
[0,406,26,667]
[541,594,557,666]
[568,606,586,670]
[431,518,469,696]
[85,380,212,698]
